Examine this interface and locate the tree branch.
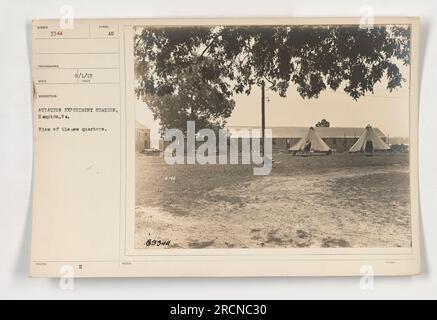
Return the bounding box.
[199,33,220,58]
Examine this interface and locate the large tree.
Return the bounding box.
[139,59,235,134]
[134,25,410,132]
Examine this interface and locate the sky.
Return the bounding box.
[136,66,410,148]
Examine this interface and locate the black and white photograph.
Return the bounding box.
[133,23,412,249]
[4,0,437,300]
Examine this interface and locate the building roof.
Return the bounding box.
[135,121,150,130]
[226,126,386,139]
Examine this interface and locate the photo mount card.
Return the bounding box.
[30,17,421,277]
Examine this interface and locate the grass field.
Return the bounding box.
[135,152,411,249]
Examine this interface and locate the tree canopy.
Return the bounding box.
[315,119,330,127]
[134,25,410,132]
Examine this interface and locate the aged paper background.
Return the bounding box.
[30,17,420,277]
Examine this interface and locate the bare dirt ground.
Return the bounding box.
[135,153,411,249]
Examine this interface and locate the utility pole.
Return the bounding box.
[261,80,265,157]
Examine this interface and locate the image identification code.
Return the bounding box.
[170,304,267,317]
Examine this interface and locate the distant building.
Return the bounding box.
[158,138,165,151]
[135,121,151,152]
[226,126,387,153]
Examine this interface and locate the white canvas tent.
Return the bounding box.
[289,127,331,153]
[349,124,390,153]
